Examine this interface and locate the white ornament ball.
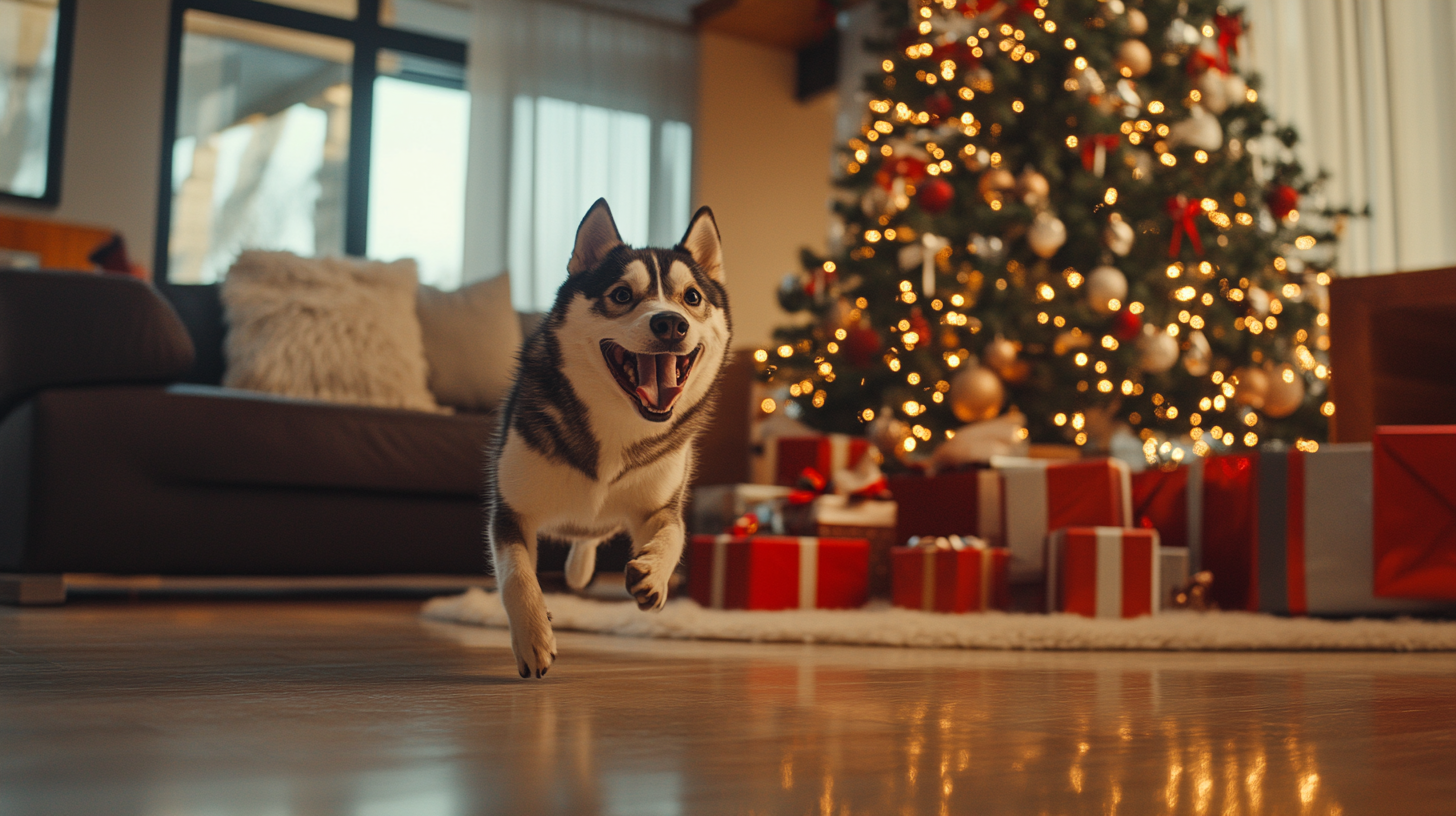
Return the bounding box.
[1167,104,1224,151]
[1138,325,1180,374]
[1233,366,1270,409]
[1104,216,1135,256]
[950,366,1005,423]
[1126,7,1148,36]
[1196,70,1231,114]
[1263,364,1306,418]
[1116,39,1153,78]
[1183,329,1212,377]
[978,168,1016,199]
[1224,73,1248,107]
[1246,286,1271,318]
[1027,212,1068,259]
[1086,265,1129,314]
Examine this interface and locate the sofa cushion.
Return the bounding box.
[3,385,497,575]
[417,274,522,411]
[221,251,441,412]
[0,270,195,415]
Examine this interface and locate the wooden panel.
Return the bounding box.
[1328,266,1456,442]
[0,213,114,272]
[692,348,755,487]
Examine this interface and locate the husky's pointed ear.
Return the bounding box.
[568,199,624,275]
[678,206,724,282]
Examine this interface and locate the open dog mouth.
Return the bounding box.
[601,340,703,422]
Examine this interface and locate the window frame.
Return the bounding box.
[153,0,468,282]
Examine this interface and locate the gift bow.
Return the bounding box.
[788,466,888,505]
[1167,195,1205,257]
[1080,134,1120,176]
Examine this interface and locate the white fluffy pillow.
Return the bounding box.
[221,250,441,412]
[417,273,522,412]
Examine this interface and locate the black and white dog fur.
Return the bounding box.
[486,199,731,678]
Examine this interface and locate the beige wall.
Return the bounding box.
[695,31,836,350]
[0,0,171,272]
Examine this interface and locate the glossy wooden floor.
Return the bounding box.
[3,599,1455,815]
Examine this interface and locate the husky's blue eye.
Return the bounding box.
[684,288,702,306]
[610,287,633,304]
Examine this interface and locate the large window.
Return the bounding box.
[157,0,468,287]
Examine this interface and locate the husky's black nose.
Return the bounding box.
[650,312,689,342]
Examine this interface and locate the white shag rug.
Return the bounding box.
[422,589,1456,652]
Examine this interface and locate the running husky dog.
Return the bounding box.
[486,198,731,678]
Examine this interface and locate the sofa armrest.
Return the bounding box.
[0,270,195,414]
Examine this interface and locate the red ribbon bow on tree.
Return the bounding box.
[1214,12,1244,72]
[1080,134,1121,175]
[1167,195,1205,257]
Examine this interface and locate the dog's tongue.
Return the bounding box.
[634,353,682,413]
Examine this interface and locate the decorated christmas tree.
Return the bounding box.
[762,0,1339,467]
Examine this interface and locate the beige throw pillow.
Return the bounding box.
[416,273,523,412]
[221,250,441,412]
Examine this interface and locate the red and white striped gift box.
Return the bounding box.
[890,544,1010,613]
[687,535,869,611]
[995,457,1134,583]
[1047,527,1160,619]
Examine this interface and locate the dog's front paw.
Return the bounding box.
[625,559,669,611]
[510,616,557,679]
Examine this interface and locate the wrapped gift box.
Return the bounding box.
[888,468,1003,550]
[1131,463,1204,556]
[770,435,870,488]
[1373,427,1456,601]
[782,494,897,598]
[690,484,793,535]
[1047,527,1161,618]
[994,457,1133,584]
[1195,446,1448,615]
[687,535,869,610]
[891,540,1010,613]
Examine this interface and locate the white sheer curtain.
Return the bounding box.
[463,0,697,310]
[1243,0,1456,276]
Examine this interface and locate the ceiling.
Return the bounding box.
[575,0,836,50]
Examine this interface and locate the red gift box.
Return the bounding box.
[771,435,870,487]
[687,535,869,610]
[891,544,1010,613]
[1374,427,1456,601]
[888,468,1003,549]
[1132,465,1201,552]
[1047,527,1160,618]
[996,457,1133,583]
[1171,447,1446,614]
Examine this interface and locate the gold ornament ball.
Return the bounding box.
[1126,7,1148,36]
[1027,212,1068,259]
[978,168,1016,200]
[867,413,912,459]
[1017,168,1050,206]
[1116,39,1153,77]
[1233,366,1270,409]
[983,335,1018,374]
[1263,364,1306,418]
[1086,265,1128,314]
[950,366,1005,423]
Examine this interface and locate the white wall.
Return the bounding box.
[0,0,171,273]
[695,31,837,350]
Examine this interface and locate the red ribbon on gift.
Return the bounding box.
[1166,195,1204,257]
[1080,134,1120,174]
[788,467,829,505]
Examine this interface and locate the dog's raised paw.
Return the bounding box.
[625,560,668,611]
[510,619,557,679]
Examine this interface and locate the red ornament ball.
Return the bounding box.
[918,178,955,214]
[844,323,882,368]
[924,92,954,120]
[1267,184,1300,220]
[1112,308,1142,340]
